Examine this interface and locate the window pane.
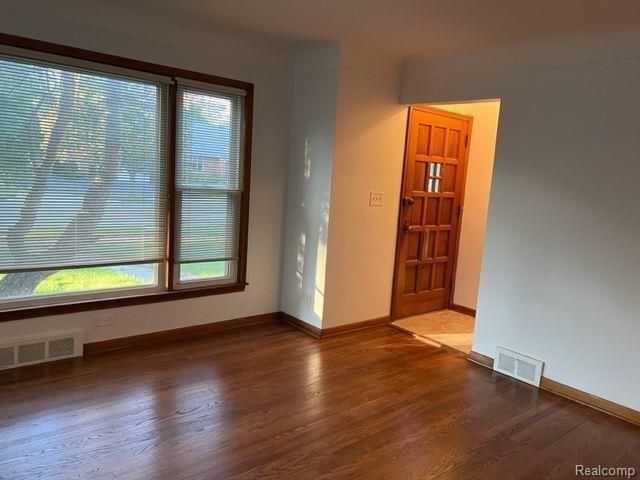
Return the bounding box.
[0,54,166,301]
[177,190,239,263]
[177,89,240,190]
[175,83,244,285]
[179,261,229,282]
[0,263,158,301]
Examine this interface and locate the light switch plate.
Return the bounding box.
[369,191,384,207]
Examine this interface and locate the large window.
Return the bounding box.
[0,38,251,315]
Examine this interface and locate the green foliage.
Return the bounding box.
[0,267,149,295]
[0,58,160,183]
[0,60,48,186]
[180,261,226,280]
[0,261,226,297]
[34,268,146,294]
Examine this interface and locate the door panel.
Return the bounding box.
[392,107,471,319]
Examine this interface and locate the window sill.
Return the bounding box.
[0,283,248,322]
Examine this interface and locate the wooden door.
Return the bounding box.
[392,106,471,319]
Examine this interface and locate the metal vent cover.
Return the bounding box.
[0,330,83,370]
[494,347,544,387]
[18,342,46,364]
[0,346,15,368]
[516,359,537,383]
[497,351,516,374]
[49,337,75,358]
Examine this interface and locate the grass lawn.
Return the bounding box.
[0,267,150,296]
[0,261,226,298]
[35,268,148,294]
[180,261,226,280]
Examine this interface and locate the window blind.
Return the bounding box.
[175,84,244,266]
[0,54,167,273]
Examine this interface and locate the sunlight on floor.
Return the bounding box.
[392,309,474,354]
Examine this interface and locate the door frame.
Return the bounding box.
[390,105,473,320]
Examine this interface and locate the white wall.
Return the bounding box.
[427,101,500,310]
[322,45,408,327]
[402,31,640,410]
[280,44,408,329]
[280,45,340,328]
[0,4,293,342]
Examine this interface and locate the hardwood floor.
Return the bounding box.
[0,322,637,479]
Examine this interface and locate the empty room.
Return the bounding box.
[0,1,638,479]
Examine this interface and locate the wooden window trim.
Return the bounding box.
[0,33,253,322]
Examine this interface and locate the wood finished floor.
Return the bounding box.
[0,322,638,480]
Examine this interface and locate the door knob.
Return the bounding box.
[402,197,416,206]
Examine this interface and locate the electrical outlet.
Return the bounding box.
[95,313,115,328]
[369,191,384,207]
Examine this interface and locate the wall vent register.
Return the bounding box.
[494,346,544,387]
[0,329,83,370]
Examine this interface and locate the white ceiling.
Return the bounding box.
[110,0,640,58]
[8,0,640,59]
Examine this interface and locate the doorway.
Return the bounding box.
[390,101,500,355]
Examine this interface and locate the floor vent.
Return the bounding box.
[0,330,83,371]
[494,347,544,387]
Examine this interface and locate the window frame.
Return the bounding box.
[0,33,253,322]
